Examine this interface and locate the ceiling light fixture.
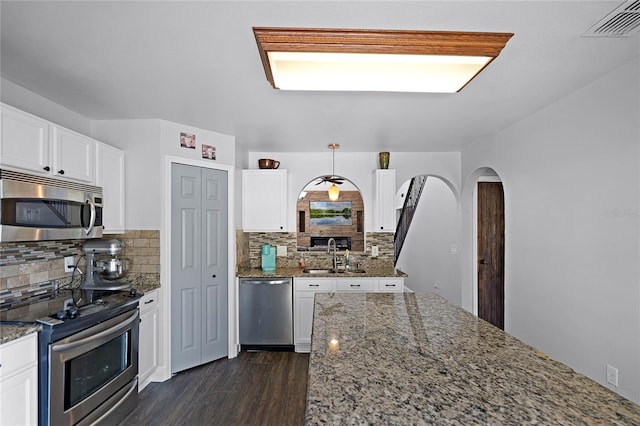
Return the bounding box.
[253,27,513,93]
[328,143,340,201]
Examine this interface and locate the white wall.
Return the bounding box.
[247,151,461,234]
[92,119,235,229]
[397,177,461,304]
[1,78,92,135]
[460,58,640,403]
[91,119,163,229]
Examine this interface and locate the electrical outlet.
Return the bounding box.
[64,256,75,272]
[450,244,458,255]
[606,364,619,387]
[371,246,379,257]
[276,245,287,257]
[434,282,441,293]
[64,298,74,310]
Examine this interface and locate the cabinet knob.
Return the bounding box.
[280,226,283,230]
[380,226,383,230]
[43,166,50,171]
[212,274,216,278]
[58,169,65,175]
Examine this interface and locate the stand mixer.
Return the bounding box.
[81,239,130,293]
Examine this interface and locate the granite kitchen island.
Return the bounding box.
[306,292,640,424]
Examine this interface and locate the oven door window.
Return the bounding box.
[65,332,131,409]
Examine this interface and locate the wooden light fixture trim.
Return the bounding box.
[253,27,514,90]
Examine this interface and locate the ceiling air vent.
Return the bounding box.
[583,0,640,37]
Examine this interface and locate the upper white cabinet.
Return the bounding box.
[1,104,50,175]
[242,169,287,232]
[1,104,94,183]
[373,169,396,232]
[51,126,94,183]
[96,142,125,233]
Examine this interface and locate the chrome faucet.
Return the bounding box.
[327,238,337,270]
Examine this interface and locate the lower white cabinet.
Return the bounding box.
[139,290,159,391]
[0,333,38,426]
[294,278,335,352]
[293,276,404,352]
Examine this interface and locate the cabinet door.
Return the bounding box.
[294,278,334,353]
[374,170,396,232]
[294,291,316,352]
[96,143,126,233]
[0,104,50,175]
[242,170,287,231]
[52,126,95,182]
[0,366,38,426]
[139,305,159,390]
[0,334,38,426]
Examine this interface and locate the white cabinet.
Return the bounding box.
[242,169,287,232]
[294,278,335,352]
[293,276,404,352]
[1,103,95,183]
[0,104,50,175]
[96,143,126,233]
[51,126,95,183]
[0,333,38,426]
[139,290,159,391]
[373,169,396,232]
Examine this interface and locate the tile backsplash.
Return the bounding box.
[238,231,395,270]
[0,230,160,309]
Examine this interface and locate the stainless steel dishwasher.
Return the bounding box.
[239,277,293,350]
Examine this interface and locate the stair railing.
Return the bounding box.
[394,175,428,264]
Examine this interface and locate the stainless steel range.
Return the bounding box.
[2,286,141,425]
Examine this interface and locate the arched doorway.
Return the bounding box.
[395,175,461,304]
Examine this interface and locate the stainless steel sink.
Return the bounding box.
[335,269,366,274]
[302,269,333,274]
[302,268,367,274]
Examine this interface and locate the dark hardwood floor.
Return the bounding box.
[121,351,310,426]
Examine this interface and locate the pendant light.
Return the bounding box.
[328,144,340,201]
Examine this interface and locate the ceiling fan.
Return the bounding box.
[314,175,344,185]
[316,144,342,200]
[315,143,343,185]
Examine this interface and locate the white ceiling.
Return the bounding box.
[1,1,639,153]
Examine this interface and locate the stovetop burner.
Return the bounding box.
[1,288,142,341]
[37,289,140,324]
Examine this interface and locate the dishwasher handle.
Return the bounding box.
[241,279,291,285]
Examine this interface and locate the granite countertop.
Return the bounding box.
[0,273,161,345]
[236,267,407,278]
[306,292,640,424]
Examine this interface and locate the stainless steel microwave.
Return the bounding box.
[0,169,103,242]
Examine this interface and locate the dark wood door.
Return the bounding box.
[477,182,505,329]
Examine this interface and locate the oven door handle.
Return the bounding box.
[51,310,138,353]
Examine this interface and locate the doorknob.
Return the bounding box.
[479,259,488,265]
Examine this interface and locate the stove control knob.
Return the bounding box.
[129,288,138,298]
[67,307,79,319]
[56,310,67,320]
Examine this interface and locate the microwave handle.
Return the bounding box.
[85,199,96,236]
